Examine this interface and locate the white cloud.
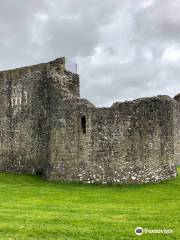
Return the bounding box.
[162,45,180,64]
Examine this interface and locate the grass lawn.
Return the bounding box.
[0,168,179,240]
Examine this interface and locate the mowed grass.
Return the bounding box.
[0,169,179,240]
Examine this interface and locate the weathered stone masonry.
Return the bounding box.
[0,57,178,183]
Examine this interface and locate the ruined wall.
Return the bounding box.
[0,69,46,173]
[0,57,177,183]
[89,96,177,183]
[46,95,177,183]
[44,98,95,180]
[43,65,81,178]
[0,58,79,174]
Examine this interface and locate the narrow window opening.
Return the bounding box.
[81,115,86,134]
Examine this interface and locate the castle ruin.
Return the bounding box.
[0,57,178,184]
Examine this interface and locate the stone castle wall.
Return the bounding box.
[0,58,79,174]
[46,96,177,183]
[0,58,178,183]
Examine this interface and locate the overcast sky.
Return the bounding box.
[0,0,180,106]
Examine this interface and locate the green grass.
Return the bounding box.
[0,169,179,240]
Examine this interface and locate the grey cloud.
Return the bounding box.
[0,0,179,106]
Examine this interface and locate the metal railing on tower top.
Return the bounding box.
[65,58,77,74]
